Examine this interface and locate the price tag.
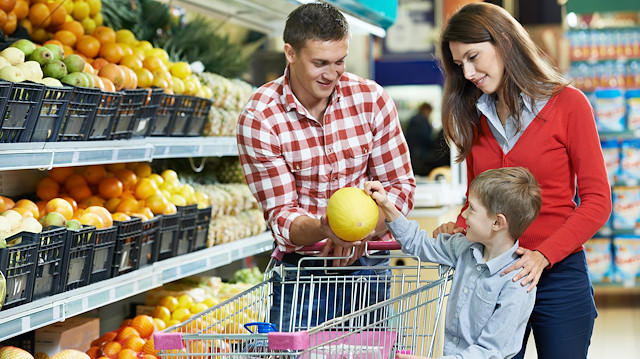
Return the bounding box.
[53,305,60,320]
[82,297,89,310]
[111,149,119,161]
[109,288,116,302]
[71,151,80,164]
[21,316,30,331]
[133,281,139,292]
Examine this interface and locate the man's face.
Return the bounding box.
[285,37,348,108]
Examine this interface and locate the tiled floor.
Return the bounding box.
[523,291,640,359]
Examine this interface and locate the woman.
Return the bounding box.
[433,3,611,359]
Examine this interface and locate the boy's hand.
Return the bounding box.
[364,180,388,206]
[501,247,549,292]
[432,221,466,237]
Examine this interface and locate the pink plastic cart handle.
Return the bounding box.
[299,241,401,252]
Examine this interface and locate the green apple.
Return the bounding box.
[29,46,54,66]
[11,39,37,57]
[43,44,64,62]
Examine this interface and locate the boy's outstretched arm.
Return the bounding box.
[365,181,401,222]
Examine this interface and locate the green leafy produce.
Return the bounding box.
[231,267,263,285]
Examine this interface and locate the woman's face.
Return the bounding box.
[449,41,505,95]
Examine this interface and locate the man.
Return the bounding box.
[237,2,415,331]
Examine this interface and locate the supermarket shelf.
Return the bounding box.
[0,231,273,342]
[0,137,238,171]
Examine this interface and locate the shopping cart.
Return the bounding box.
[154,241,452,359]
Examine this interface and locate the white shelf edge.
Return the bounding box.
[0,137,237,170]
[0,231,274,342]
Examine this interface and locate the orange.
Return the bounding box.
[90,73,104,90]
[79,195,105,209]
[98,41,123,64]
[36,201,46,219]
[84,206,113,227]
[141,338,158,356]
[121,65,137,89]
[85,346,100,359]
[119,346,141,359]
[69,184,92,203]
[145,194,169,215]
[61,196,78,212]
[31,28,52,44]
[60,20,84,39]
[99,76,116,92]
[130,314,155,338]
[142,56,165,72]
[98,63,125,90]
[45,198,74,219]
[134,178,160,200]
[115,197,138,214]
[100,341,121,358]
[3,10,16,35]
[98,177,123,199]
[92,25,115,44]
[65,173,88,191]
[14,199,40,218]
[47,1,67,28]
[105,163,126,172]
[111,212,131,221]
[0,195,14,210]
[12,207,34,218]
[78,211,104,228]
[0,10,7,28]
[120,319,132,328]
[43,39,64,48]
[29,3,50,28]
[17,17,30,33]
[53,29,77,47]
[104,197,120,212]
[0,0,15,13]
[91,331,117,348]
[115,326,140,341]
[82,165,106,185]
[134,163,153,178]
[37,177,60,201]
[12,0,26,20]
[48,166,74,184]
[91,57,108,71]
[76,35,100,58]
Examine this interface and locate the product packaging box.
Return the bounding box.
[35,316,100,356]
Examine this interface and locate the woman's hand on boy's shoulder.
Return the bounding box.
[501,248,550,292]
[432,221,466,238]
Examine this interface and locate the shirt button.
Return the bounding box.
[463,288,468,294]
[327,148,332,153]
[477,266,482,271]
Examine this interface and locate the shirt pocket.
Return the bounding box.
[470,284,498,332]
[345,145,370,174]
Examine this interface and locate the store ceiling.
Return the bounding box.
[163,0,388,37]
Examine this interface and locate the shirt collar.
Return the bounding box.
[281,65,343,115]
[476,92,545,118]
[470,240,521,275]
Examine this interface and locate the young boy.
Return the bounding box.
[364,167,542,359]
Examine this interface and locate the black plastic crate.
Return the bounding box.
[110,89,146,140]
[0,331,35,352]
[184,97,213,136]
[138,216,161,268]
[57,86,101,141]
[176,204,198,255]
[88,90,122,141]
[156,212,179,261]
[61,225,95,292]
[29,85,73,142]
[89,225,117,284]
[167,95,193,136]
[111,217,143,277]
[0,232,38,309]
[149,93,178,136]
[193,207,212,251]
[132,87,163,138]
[32,226,68,301]
[0,81,45,143]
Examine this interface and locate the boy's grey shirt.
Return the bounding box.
[386,215,536,359]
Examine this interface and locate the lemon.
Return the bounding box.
[191,302,208,314]
[171,307,191,322]
[177,294,194,309]
[159,295,179,312]
[115,29,136,45]
[170,62,192,80]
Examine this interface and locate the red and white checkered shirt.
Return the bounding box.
[237,67,415,253]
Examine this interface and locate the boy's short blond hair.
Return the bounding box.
[469,167,542,239]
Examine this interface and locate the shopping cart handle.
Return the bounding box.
[299,240,401,252]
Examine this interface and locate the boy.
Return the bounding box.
[364,167,541,359]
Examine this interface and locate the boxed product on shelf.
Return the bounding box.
[620,139,640,183]
[138,216,161,268]
[612,235,640,283]
[601,139,620,185]
[111,217,143,277]
[584,237,614,282]
[31,226,68,301]
[0,231,39,309]
[56,86,101,141]
[612,186,640,230]
[594,88,626,132]
[29,85,73,142]
[626,89,640,132]
[0,81,45,143]
[61,225,95,292]
[34,316,99,357]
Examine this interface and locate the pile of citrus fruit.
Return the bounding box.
[85,315,159,359]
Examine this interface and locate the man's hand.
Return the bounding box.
[432,221,466,237]
[501,248,549,292]
[319,215,369,266]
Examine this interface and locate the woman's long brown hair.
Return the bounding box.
[439,3,568,162]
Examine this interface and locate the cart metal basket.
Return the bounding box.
[155,241,452,359]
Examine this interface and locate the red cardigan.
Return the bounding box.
[456,86,612,266]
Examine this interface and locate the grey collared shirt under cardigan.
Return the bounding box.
[387,215,536,359]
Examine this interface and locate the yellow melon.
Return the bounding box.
[326,187,379,242]
[50,350,90,359]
